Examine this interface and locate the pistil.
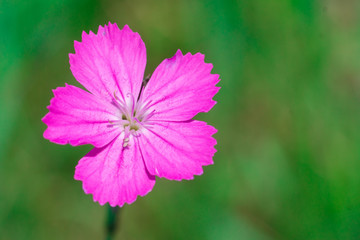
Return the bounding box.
[109,91,154,147]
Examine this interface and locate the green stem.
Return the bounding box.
[106,205,121,240]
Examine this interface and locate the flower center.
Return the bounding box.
[110,92,154,147]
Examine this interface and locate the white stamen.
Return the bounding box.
[112,92,154,145]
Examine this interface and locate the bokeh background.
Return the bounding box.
[1,0,360,239]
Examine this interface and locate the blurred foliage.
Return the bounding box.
[1,0,360,239]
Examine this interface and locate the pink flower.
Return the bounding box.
[42,23,220,207]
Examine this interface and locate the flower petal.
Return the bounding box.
[142,50,220,121]
[69,23,146,102]
[42,84,120,148]
[139,120,217,180]
[75,136,156,207]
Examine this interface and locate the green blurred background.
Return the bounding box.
[1,0,360,239]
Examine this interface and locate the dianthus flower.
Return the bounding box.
[42,23,220,207]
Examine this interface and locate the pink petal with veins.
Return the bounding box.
[139,120,217,180]
[42,84,120,148]
[69,23,146,102]
[75,136,156,207]
[142,50,220,121]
